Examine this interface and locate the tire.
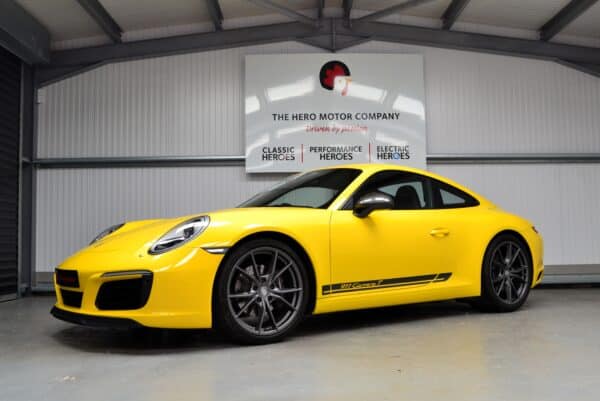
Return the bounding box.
[213,239,309,345]
[473,234,533,312]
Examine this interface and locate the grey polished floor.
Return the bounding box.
[1,289,599,401]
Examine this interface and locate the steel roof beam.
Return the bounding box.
[247,0,318,26]
[46,20,600,66]
[349,20,600,65]
[37,19,600,85]
[317,0,324,19]
[356,0,437,22]
[76,0,123,43]
[46,22,320,67]
[441,0,470,30]
[343,0,354,21]
[297,32,369,52]
[206,0,224,31]
[0,0,50,64]
[555,59,600,78]
[540,0,599,41]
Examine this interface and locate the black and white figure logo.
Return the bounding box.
[319,60,387,102]
[319,60,352,96]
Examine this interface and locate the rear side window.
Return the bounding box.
[432,180,479,208]
[344,170,479,210]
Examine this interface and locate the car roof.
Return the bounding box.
[317,163,438,177]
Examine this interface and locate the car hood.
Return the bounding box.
[59,206,330,272]
[84,216,191,253]
[83,207,326,253]
[60,207,331,271]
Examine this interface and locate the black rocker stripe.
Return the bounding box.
[322,272,452,295]
[433,272,452,282]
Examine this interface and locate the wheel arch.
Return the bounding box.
[212,231,318,316]
[482,229,534,283]
[487,229,533,262]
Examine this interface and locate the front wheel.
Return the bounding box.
[214,239,309,344]
[474,234,533,312]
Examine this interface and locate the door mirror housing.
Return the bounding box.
[353,192,394,218]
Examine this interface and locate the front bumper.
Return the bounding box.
[52,246,225,329]
[51,306,142,328]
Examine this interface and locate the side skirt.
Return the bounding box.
[322,272,452,295]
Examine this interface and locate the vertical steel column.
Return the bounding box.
[19,63,35,295]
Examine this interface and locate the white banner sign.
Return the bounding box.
[245,54,426,173]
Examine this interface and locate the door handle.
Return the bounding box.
[430,228,450,238]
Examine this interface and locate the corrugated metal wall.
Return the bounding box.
[35,167,282,270]
[35,40,600,277]
[37,41,600,158]
[429,164,600,266]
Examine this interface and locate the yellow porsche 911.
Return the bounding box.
[51,164,544,344]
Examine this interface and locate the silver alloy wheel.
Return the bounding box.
[226,246,304,336]
[489,240,529,304]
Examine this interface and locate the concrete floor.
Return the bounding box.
[1,289,599,401]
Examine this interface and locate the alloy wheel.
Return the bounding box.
[489,241,529,304]
[226,246,304,336]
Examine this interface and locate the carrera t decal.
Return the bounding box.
[322,272,452,295]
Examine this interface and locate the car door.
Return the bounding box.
[328,170,458,296]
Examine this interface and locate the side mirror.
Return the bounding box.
[353,192,394,218]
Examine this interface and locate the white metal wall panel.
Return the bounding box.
[34,40,600,275]
[35,167,282,272]
[344,41,600,154]
[37,41,600,157]
[37,42,323,158]
[35,164,600,272]
[431,164,600,266]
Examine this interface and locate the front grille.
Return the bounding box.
[55,269,79,288]
[61,289,83,308]
[95,274,153,310]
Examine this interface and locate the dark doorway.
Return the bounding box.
[0,45,21,301]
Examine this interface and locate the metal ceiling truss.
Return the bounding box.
[343,0,354,23]
[206,0,224,31]
[356,0,436,22]
[247,0,318,26]
[554,59,600,78]
[75,0,123,43]
[441,0,470,30]
[317,0,325,20]
[539,0,599,41]
[34,0,600,86]
[0,0,50,64]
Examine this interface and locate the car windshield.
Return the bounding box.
[239,168,362,209]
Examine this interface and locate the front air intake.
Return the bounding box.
[95,274,153,310]
[61,289,83,308]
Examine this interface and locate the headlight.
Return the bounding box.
[149,216,210,255]
[90,223,125,245]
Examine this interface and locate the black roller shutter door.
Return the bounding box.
[0,46,21,301]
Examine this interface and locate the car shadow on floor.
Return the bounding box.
[51,299,489,354]
[297,300,475,337]
[51,325,231,355]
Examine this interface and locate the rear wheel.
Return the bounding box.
[474,234,532,312]
[214,239,309,344]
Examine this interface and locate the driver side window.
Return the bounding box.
[346,171,433,210]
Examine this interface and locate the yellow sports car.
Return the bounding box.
[51,164,544,344]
